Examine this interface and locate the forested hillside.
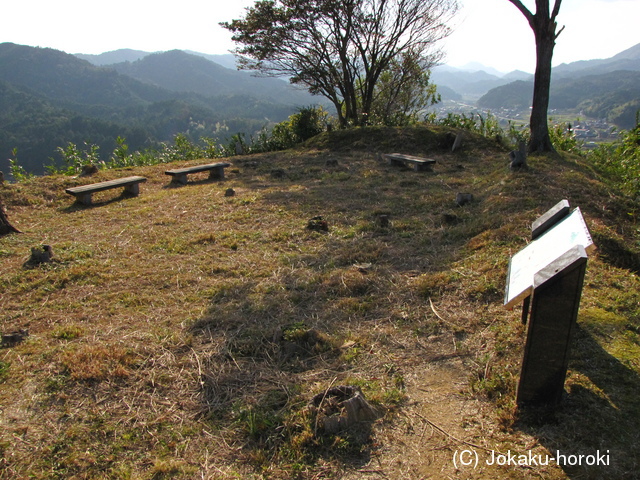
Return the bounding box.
[478,70,640,128]
[0,43,314,175]
[109,50,316,105]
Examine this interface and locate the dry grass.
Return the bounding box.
[1,125,639,479]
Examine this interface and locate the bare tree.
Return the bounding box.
[507,0,564,153]
[223,0,458,127]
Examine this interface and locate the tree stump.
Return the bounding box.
[510,140,528,170]
[0,200,21,235]
[309,385,380,434]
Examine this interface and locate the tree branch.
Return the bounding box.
[551,0,563,19]
[507,0,534,23]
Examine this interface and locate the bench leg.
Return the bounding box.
[171,174,188,185]
[124,183,141,196]
[414,163,433,172]
[76,193,93,205]
[209,167,225,180]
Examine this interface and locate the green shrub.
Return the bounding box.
[588,118,640,198]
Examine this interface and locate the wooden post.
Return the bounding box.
[517,245,588,406]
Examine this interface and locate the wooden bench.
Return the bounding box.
[383,153,436,172]
[65,176,147,205]
[165,162,231,185]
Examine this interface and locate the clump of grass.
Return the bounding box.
[52,324,84,340]
[0,361,10,383]
[60,344,135,381]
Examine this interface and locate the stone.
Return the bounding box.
[308,385,380,434]
[1,329,29,348]
[510,140,528,170]
[79,164,99,177]
[224,188,236,197]
[451,132,464,152]
[28,245,53,265]
[455,193,474,207]
[326,158,339,167]
[307,216,329,232]
[375,214,390,228]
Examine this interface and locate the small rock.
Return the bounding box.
[455,193,474,207]
[1,329,29,348]
[308,385,381,434]
[353,263,372,274]
[224,188,236,197]
[509,140,528,170]
[326,158,339,167]
[375,214,390,228]
[442,212,460,224]
[78,164,99,177]
[307,216,329,232]
[28,245,53,265]
[271,168,287,179]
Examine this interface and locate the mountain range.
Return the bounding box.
[0,43,317,174]
[435,43,640,129]
[1,41,639,175]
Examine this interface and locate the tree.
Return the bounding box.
[222,0,458,127]
[369,50,440,126]
[507,0,564,153]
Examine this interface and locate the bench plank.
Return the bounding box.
[383,153,436,172]
[165,162,231,185]
[65,176,147,205]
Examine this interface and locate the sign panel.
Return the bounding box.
[504,207,594,308]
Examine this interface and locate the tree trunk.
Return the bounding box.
[507,0,563,154]
[529,16,557,154]
[0,200,21,235]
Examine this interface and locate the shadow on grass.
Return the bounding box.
[516,325,640,479]
[59,191,143,212]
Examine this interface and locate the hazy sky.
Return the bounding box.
[2,0,639,73]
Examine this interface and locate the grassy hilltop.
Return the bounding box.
[1,126,639,479]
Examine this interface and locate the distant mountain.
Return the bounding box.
[478,69,640,129]
[0,43,171,109]
[431,66,511,99]
[477,80,533,110]
[0,78,151,174]
[453,62,506,78]
[109,50,316,106]
[185,52,238,70]
[503,70,533,82]
[475,42,640,129]
[553,42,640,78]
[75,49,152,66]
[0,43,313,175]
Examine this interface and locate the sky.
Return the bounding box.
[2,0,639,74]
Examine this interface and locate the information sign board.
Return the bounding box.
[504,207,594,308]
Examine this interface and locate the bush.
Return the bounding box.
[251,106,328,153]
[588,118,640,198]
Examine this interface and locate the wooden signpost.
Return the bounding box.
[504,200,595,407]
